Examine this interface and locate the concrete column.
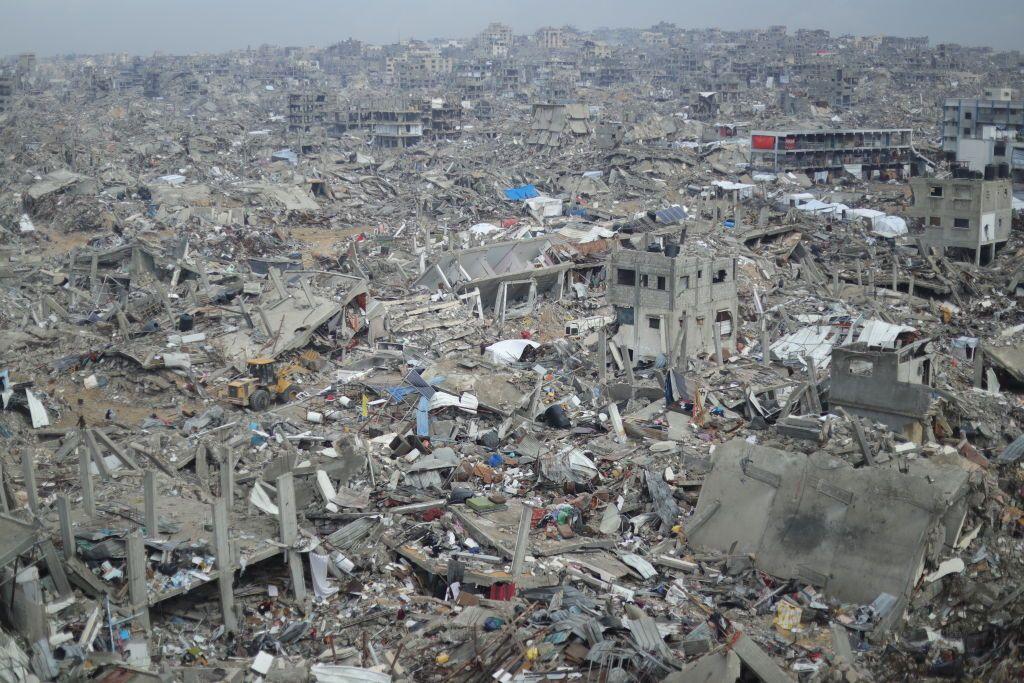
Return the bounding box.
[510,503,535,582]
[677,315,688,367]
[20,450,39,515]
[212,499,238,632]
[126,531,151,632]
[276,473,306,601]
[0,460,8,513]
[143,470,158,537]
[195,443,209,484]
[57,495,75,560]
[219,447,234,505]
[761,324,770,367]
[804,355,823,414]
[712,324,724,364]
[78,446,95,518]
[598,327,608,385]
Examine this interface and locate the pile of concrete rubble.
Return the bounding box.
[1,23,1023,683]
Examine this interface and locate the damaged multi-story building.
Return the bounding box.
[606,240,738,365]
[527,103,591,147]
[287,90,327,133]
[331,98,424,147]
[750,127,917,179]
[0,71,12,114]
[942,86,1024,180]
[908,166,1013,264]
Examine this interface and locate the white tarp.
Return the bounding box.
[469,222,500,235]
[850,208,885,220]
[429,391,479,414]
[485,339,540,364]
[711,180,754,199]
[310,665,392,683]
[25,389,50,428]
[870,215,908,238]
[249,481,279,516]
[556,224,615,243]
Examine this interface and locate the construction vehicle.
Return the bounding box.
[224,357,306,411]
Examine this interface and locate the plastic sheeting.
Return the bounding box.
[870,215,908,238]
[504,184,539,200]
[485,339,540,364]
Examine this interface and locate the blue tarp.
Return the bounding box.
[417,395,431,437]
[504,184,539,201]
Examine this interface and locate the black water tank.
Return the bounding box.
[998,163,1010,179]
[178,313,194,332]
[984,164,996,181]
[646,243,663,253]
[664,243,680,257]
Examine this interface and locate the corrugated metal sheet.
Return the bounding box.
[856,320,915,349]
[998,434,1024,463]
[770,325,835,369]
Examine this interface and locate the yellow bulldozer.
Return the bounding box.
[224,352,319,411]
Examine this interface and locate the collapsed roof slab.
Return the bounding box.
[215,274,366,366]
[687,439,969,618]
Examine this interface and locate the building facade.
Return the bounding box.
[606,245,737,364]
[830,339,935,443]
[908,171,1013,265]
[942,88,1024,179]
[750,128,914,177]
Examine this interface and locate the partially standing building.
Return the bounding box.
[750,127,915,180]
[908,166,1013,265]
[942,87,1024,179]
[606,240,738,365]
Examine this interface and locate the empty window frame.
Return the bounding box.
[929,216,941,226]
[715,310,733,337]
[616,307,635,325]
[656,275,666,290]
[953,218,970,229]
[929,186,943,197]
[616,268,636,286]
[639,273,649,287]
[648,317,661,329]
[712,268,728,284]
[849,359,874,376]
[679,275,690,289]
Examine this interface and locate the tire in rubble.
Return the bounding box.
[250,389,271,412]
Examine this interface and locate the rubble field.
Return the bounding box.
[0,19,1023,683]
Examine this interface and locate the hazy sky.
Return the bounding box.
[2,0,1021,57]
